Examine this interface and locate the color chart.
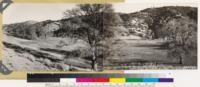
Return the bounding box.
[27,73,174,87]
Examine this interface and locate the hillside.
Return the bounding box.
[105,6,197,69]
[120,6,197,39]
[2,6,197,71]
[4,6,197,40]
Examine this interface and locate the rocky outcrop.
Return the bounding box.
[120,6,197,39]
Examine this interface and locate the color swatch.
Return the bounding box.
[76,78,173,83]
[27,73,173,83]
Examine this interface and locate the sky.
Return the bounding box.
[3,3,197,24]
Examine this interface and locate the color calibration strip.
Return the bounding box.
[76,78,173,83]
[27,73,174,87]
[27,73,173,83]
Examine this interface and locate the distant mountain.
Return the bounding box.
[120,6,197,38]
[3,6,197,40]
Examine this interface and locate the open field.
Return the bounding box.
[3,34,197,71]
[104,35,197,70]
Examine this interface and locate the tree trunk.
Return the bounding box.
[91,59,98,71]
[91,47,98,71]
[179,53,184,65]
[179,56,183,64]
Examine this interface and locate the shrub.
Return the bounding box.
[162,17,197,65]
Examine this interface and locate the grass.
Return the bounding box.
[105,35,196,69]
[104,64,197,70]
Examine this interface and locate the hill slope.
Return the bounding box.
[2,6,197,70]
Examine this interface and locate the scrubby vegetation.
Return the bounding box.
[119,6,197,66]
[3,5,197,71]
[162,17,197,65]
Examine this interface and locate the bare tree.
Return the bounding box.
[63,4,121,71]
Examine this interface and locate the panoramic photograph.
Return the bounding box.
[2,3,198,71]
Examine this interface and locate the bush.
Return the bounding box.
[162,17,197,65]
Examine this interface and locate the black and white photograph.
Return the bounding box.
[2,3,198,71]
[103,3,198,70]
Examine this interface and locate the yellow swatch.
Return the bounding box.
[109,78,126,83]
